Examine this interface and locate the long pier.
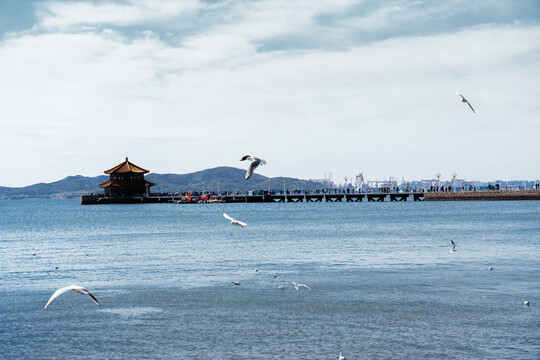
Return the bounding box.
[80,190,540,205]
[81,192,425,204]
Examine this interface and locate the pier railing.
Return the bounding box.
[81,188,540,205]
[81,191,426,204]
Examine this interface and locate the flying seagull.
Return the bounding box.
[289,281,310,290]
[524,300,530,307]
[232,281,241,286]
[223,213,247,228]
[240,155,266,180]
[451,240,457,252]
[44,285,100,309]
[339,353,347,360]
[455,91,475,113]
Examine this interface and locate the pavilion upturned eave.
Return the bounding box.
[99,179,155,188]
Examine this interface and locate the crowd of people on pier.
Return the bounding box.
[86,181,540,201]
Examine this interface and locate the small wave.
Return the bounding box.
[100,307,162,317]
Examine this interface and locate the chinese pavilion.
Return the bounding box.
[99,157,154,197]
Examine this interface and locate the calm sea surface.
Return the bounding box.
[1,199,539,359]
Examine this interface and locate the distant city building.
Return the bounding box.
[99,157,154,197]
[310,178,334,187]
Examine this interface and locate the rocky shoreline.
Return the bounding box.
[424,190,540,201]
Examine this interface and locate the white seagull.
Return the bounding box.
[44,285,100,309]
[232,281,241,286]
[276,285,285,290]
[223,213,247,228]
[289,281,310,290]
[524,300,530,307]
[339,352,347,360]
[455,91,475,114]
[488,266,494,271]
[451,240,457,252]
[240,155,266,180]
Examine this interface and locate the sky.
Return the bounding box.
[0,0,539,187]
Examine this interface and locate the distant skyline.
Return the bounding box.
[1,0,539,187]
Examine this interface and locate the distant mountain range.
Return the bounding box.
[0,167,325,200]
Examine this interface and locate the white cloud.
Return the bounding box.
[209,0,357,39]
[37,0,201,31]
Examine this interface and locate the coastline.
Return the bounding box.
[424,190,540,201]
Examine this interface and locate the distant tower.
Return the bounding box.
[356,173,364,188]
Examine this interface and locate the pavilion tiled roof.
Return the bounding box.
[99,179,155,188]
[104,157,150,174]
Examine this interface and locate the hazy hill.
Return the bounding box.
[0,167,324,200]
[0,175,108,200]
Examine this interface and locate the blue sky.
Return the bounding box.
[0,0,539,186]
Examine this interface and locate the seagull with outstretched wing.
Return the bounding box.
[289,281,310,290]
[455,91,475,113]
[223,213,247,228]
[240,155,266,180]
[44,285,100,309]
[451,240,457,252]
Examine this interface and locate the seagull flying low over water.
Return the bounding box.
[289,281,310,290]
[524,300,530,307]
[232,281,241,286]
[223,213,247,228]
[339,352,347,360]
[44,285,100,309]
[451,240,457,252]
[240,155,266,180]
[455,91,475,114]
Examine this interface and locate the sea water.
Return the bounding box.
[1,199,539,359]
